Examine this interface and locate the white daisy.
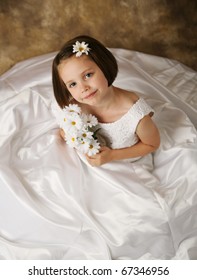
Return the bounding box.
[63,104,81,114]
[73,41,90,57]
[64,113,83,132]
[82,113,98,128]
[77,139,91,154]
[66,133,79,148]
[78,129,94,143]
[87,139,100,156]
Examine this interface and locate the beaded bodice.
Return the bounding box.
[98,98,154,149]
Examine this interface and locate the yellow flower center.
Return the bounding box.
[79,47,84,52]
[82,133,87,137]
[64,118,67,122]
[71,121,76,126]
[89,144,93,149]
[71,137,75,142]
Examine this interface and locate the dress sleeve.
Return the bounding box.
[131,98,154,122]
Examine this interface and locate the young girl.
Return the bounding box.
[52,35,160,166]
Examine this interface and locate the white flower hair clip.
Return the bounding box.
[73,41,90,57]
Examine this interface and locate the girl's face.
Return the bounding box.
[58,55,109,106]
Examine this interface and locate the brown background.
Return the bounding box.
[0,0,197,75]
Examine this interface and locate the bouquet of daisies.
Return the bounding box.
[53,104,100,156]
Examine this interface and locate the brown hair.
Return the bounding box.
[52,35,118,108]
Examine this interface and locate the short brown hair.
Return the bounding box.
[52,35,118,108]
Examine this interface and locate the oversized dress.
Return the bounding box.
[0,49,197,260]
[75,97,194,260]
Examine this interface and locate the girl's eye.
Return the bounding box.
[69,82,76,88]
[85,73,93,79]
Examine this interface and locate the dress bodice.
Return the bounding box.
[98,98,154,149]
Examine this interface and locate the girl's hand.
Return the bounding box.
[60,129,66,140]
[85,146,112,167]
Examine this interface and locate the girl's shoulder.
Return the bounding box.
[116,88,154,119]
[117,88,139,106]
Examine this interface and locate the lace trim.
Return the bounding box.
[98,98,154,149]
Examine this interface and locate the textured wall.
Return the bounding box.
[0,0,197,75]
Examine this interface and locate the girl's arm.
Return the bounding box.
[86,115,160,166]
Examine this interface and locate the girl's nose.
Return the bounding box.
[82,87,88,93]
[81,83,89,93]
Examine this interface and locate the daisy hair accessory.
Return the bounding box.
[72,41,90,57]
[52,103,100,156]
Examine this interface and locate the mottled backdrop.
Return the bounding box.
[0,0,197,75]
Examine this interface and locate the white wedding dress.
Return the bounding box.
[0,48,197,260]
[74,95,197,260]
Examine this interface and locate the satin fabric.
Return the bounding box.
[0,49,197,260]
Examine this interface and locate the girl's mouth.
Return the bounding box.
[83,90,97,99]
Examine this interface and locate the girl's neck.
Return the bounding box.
[82,86,124,122]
